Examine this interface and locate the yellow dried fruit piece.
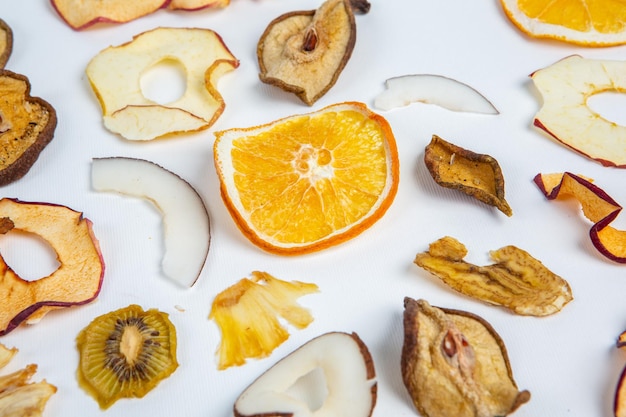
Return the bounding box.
[257,0,361,106]
[76,305,178,409]
[402,298,530,417]
[414,236,573,316]
[0,344,57,417]
[209,271,318,370]
[424,135,512,216]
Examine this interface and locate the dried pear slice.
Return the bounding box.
[402,298,530,417]
[210,271,319,370]
[0,19,12,68]
[0,70,57,185]
[424,135,512,216]
[257,0,360,106]
[534,172,626,263]
[414,236,572,316]
[76,305,178,409]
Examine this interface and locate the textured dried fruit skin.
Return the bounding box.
[210,271,318,370]
[534,172,626,263]
[76,305,178,409]
[213,101,399,255]
[50,0,170,30]
[0,19,12,69]
[86,27,238,140]
[257,0,357,105]
[0,344,57,417]
[0,70,57,186]
[531,55,626,168]
[0,198,105,336]
[424,135,512,216]
[234,332,377,417]
[500,0,626,46]
[414,236,573,316]
[168,0,229,10]
[402,298,530,417]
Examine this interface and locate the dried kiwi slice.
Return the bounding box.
[76,304,178,409]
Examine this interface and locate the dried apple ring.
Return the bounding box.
[86,27,239,141]
[0,198,105,335]
[531,55,626,167]
[0,18,12,68]
[534,172,626,263]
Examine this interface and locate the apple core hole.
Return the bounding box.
[285,367,328,411]
[587,91,626,126]
[140,59,187,105]
[0,230,60,282]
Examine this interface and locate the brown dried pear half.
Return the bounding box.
[424,135,512,216]
[210,271,319,370]
[402,298,530,417]
[0,70,57,186]
[0,19,12,68]
[414,236,573,316]
[257,0,364,106]
[76,305,178,409]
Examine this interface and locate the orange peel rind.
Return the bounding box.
[86,27,238,141]
[534,172,626,263]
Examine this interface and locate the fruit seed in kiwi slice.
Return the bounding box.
[76,304,179,409]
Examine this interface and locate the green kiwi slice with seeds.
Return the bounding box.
[76,304,178,409]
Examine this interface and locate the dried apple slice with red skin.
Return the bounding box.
[0,198,105,336]
[534,172,626,263]
[50,0,171,30]
[86,27,238,140]
[531,55,626,168]
[168,0,229,10]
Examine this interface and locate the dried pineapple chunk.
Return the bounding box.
[0,343,56,417]
[414,236,572,316]
[210,271,319,370]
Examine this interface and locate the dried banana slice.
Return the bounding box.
[402,298,530,417]
[424,135,512,216]
[414,236,573,316]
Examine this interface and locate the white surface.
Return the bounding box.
[2,1,626,416]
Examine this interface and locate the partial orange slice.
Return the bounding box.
[213,102,399,255]
[500,0,626,46]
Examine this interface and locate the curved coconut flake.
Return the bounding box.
[374,74,499,114]
[91,157,210,287]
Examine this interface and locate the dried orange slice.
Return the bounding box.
[213,102,399,255]
[500,0,626,46]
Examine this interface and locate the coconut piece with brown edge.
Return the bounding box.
[402,297,530,417]
[0,70,56,186]
[234,331,377,417]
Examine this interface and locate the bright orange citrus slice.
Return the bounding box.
[213,101,399,255]
[500,0,626,46]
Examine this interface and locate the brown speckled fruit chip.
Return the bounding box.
[0,70,57,185]
[0,19,12,68]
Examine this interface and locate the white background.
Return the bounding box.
[2,1,626,416]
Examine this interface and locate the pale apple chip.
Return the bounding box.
[0,198,105,335]
[424,135,512,216]
[531,55,626,168]
[534,172,626,263]
[402,298,530,417]
[168,0,229,10]
[86,27,238,140]
[0,18,12,68]
[50,0,169,30]
[210,271,318,370]
[414,236,572,316]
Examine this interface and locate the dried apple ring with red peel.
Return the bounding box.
[531,55,626,168]
[0,19,12,68]
[0,198,105,336]
[86,27,238,141]
[50,0,170,30]
[534,172,626,263]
